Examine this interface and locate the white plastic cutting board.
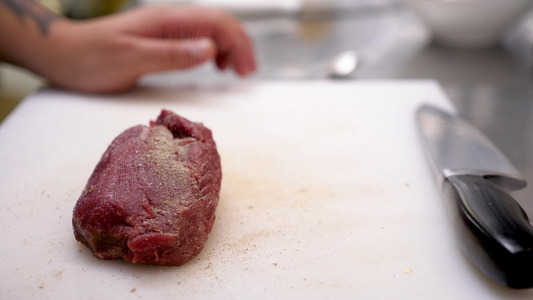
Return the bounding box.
[1,80,532,299]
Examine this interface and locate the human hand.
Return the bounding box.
[29,6,257,92]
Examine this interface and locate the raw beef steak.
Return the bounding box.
[72,110,222,266]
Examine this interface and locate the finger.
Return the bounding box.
[211,32,256,76]
[231,42,257,76]
[204,15,257,76]
[129,7,257,76]
[132,37,216,73]
[221,34,257,76]
[216,53,229,71]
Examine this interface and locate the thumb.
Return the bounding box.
[135,38,216,73]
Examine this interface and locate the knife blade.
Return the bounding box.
[416,104,533,289]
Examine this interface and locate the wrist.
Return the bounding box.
[22,18,75,78]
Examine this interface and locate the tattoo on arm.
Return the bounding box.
[1,0,59,35]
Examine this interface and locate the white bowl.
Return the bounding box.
[402,0,533,48]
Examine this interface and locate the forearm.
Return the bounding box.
[0,0,62,68]
[0,0,99,91]
[0,2,256,93]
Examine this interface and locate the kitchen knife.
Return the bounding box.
[416,104,533,289]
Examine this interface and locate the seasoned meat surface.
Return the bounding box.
[72,110,221,266]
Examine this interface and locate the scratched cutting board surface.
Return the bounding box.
[1,80,532,299]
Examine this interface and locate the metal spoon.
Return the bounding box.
[271,50,359,79]
[327,50,359,79]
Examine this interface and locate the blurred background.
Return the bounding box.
[2,0,533,122]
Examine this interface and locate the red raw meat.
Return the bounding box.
[72,110,221,266]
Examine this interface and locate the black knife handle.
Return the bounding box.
[442,174,533,288]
